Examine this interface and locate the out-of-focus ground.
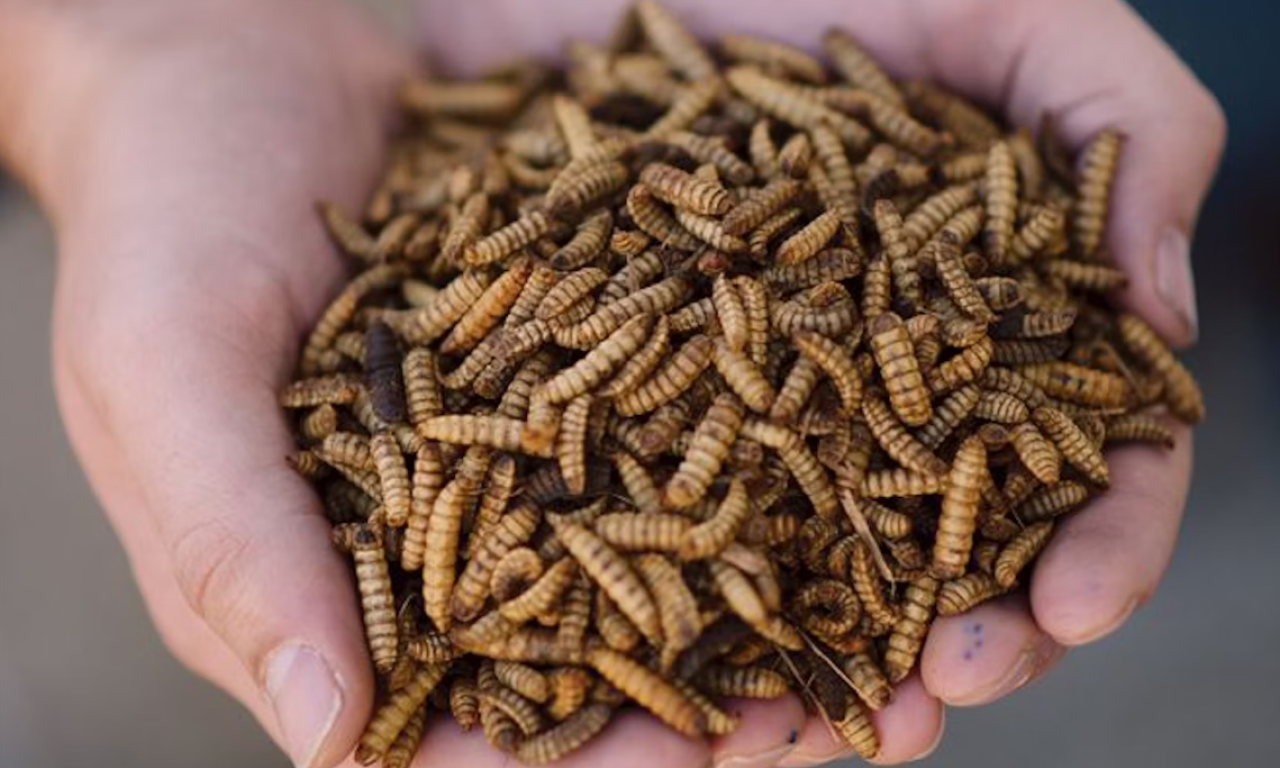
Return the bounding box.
[2,1,1277,766]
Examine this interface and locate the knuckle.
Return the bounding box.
[169,515,257,631]
[1190,87,1228,152]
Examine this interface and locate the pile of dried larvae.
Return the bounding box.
[279,2,1204,764]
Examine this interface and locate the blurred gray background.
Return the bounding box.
[2,1,1277,766]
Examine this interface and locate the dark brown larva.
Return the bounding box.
[285,6,1205,762]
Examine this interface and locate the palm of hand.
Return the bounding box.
[45,0,1217,767]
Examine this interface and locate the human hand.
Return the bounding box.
[4,0,1223,766]
[4,1,412,766]
[411,0,1223,763]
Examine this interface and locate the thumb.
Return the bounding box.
[63,289,375,768]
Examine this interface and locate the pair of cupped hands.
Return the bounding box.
[0,0,1222,766]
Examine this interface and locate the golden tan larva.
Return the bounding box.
[1033,406,1110,487]
[640,162,733,216]
[664,393,746,509]
[932,435,987,580]
[587,646,706,736]
[355,664,448,765]
[868,312,933,426]
[884,573,939,682]
[1117,313,1205,423]
[552,518,663,646]
[1073,128,1124,257]
[994,521,1055,588]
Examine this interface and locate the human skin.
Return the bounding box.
[0,0,1223,767]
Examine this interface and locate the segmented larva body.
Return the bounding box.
[1105,413,1176,448]
[1033,406,1110,487]
[935,232,995,321]
[712,339,776,414]
[349,528,399,675]
[515,704,614,765]
[884,573,939,682]
[823,28,902,105]
[440,258,533,354]
[382,705,427,768]
[873,199,923,310]
[680,478,751,560]
[995,521,1055,588]
[862,394,948,476]
[665,393,746,508]
[1073,128,1123,257]
[792,331,864,416]
[640,162,733,215]
[850,538,899,628]
[355,664,448,765]
[593,513,692,552]
[1008,422,1062,484]
[553,519,663,646]
[400,269,493,344]
[452,502,540,623]
[696,665,790,699]
[370,432,411,526]
[634,553,702,668]
[983,141,1018,262]
[1016,480,1089,524]
[932,435,987,579]
[868,312,933,426]
[1117,313,1205,423]
[928,335,994,393]
[916,384,981,450]
[540,314,653,404]
[1010,204,1066,261]
[587,646,706,736]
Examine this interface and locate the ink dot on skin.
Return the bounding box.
[787,729,799,744]
[963,650,973,661]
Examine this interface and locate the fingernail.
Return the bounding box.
[265,642,343,768]
[715,741,799,768]
[1154,228,1198,343]
[1066,594,1141,646]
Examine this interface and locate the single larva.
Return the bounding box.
[1033,406,1110,487]
[587,646,706,736]
[928,335,994,393]
[983,141,1018,262]
[370,432,412,526]
[679,477,751,560]
[823,28,902,106]
[552,518,664,646]
[937,571,1008,616]
[932,435,987,579]
[1117,313,1205,423]
[634,553,702,669]
[1073,128,1124,257]
[868,313,933,426]
[664,393,746,508]
[355,664,449,765]
[884,573,939,682]
[712,339,777,414]
[994,521,1055,588]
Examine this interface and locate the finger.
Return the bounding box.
[52,340,275,727]
[781,674,943,766]
[65,275,375,768]
[1031,424,1194,646]
[709,695,807,768]
[920,593,1064,707]
[411,720,511,768]
[985,0,1225,346]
